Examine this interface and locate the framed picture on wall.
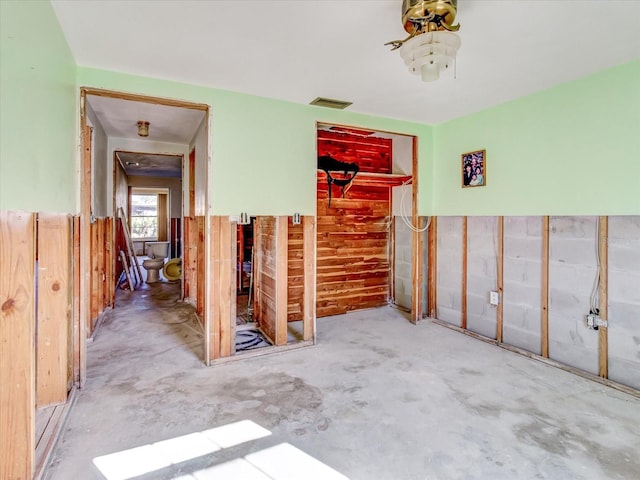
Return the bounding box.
[462,149,486,188]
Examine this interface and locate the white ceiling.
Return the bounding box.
[87,95,205,144]
[54,1,640,125]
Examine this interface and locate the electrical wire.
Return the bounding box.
[589,216,601,313]
[399,180,431,233]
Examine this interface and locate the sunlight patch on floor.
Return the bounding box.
[174,443,349,480]
[92,420,271,480]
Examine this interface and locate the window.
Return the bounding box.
[130,194,158,239]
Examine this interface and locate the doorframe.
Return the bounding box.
[79,87,211,371]
[314,121,423,322]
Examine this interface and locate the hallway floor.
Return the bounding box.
[46,287,640,480]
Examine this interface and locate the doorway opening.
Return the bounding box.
[79,88,210,382]
[314,123,425,323]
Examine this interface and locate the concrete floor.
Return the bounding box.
[46,283,640,480]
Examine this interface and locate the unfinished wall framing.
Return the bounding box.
[1,211,79,480]
[429,214,640,392]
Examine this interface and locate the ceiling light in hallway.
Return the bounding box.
[137,120,150,137]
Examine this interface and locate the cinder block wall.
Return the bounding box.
[503,217,542,354]
[608,216,640,388]
[394,219,412,309]
[432,215,639,390]
[436,216,463,325]
[466,216,498,338]
[548,216,599,374]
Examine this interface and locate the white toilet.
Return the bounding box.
[142,242,170,283]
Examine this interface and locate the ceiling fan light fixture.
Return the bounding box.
[401,31,461,82]
[387,0,461,83]
[137,120,149,137]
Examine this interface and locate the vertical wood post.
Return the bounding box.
[105,217,114,307]
[598,216,608,378]
[219,217,235,358]
[389,216,396,305]
[541,216,550,358]
[72,216,81,386]
[209,216,221,362]
[97,218,105,315]
[496,216,504,343]
[461,216,467,329]
[197,216,205,316]
[411,217,425,323]
[0,211,36,479]
[36,213,72,407]
[80,120,91,387]
[89,220,98,332]
[275,216,288,346]
[427,217,438,318]
[253,218,263,324]
[302,216,316,342]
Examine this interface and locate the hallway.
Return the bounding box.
[45,288,640,480]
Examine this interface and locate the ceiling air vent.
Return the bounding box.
[309,97,352,110]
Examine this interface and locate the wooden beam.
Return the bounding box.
[209,216,221,362]
[598,216,608,378]
[97,218,105,316]
[427,217,437,318]
[275,216,289,346]
[72,216,81,386]
[541,216,550,358]
[410,136,423,323]
[302,216,316,342]
[79,104,91,388]
[89,220,98,332]
[253,218,263,324]
[389,216,395,305]
[0,211,36,480]
[105,217,114,307]
[197,216,205,316]
[411,217,425,323]
[81,87,209,111]
[36,213,72,407]
[496,216,504,343]
[218,217,235,358]
[461,216,467,329]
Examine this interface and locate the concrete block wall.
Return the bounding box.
[607,216,640,389]
[436,216,463,325]
[548,216,599,375]
[392,217,429,311]
[394,219,412,310]
[432,214,639,389]
[466,217,498,339]
[503,217,542,354]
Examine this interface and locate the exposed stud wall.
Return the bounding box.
[548,216,599,374]
[436,216,463,325]
[287,220,304,321]
[466,217,499,338]
[503,216,543,354]
[607,216,640,389]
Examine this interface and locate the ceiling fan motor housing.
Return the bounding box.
[402,0,459,34]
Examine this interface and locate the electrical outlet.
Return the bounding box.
[586,313,608,330]
[489,291,500,306]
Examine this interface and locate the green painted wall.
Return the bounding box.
[77,68,433,216]
[0,0,77,213]
[432,61,640,216]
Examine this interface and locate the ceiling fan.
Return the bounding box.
[386,0,461,82]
